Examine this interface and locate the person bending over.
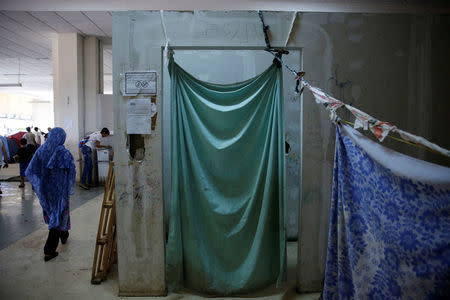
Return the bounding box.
[80,127,111,190]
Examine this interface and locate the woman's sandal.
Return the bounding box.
[44,252,58,262]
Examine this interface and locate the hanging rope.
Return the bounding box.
[305,81,450,158]
[160,10,171,65]
[337,119,446,157]
[256,12,305,93]
[256,11,450,158]
[258,11,271,49]
[264,49,305,94]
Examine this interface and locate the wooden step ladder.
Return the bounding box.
[91,162,117,284]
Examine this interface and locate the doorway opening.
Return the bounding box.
[161,46,303,292]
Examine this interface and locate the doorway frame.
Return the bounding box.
[160,45,304,282]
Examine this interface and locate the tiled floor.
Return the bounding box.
[0,181,104,250]
[0,162,20,180]
[0,184,321,299]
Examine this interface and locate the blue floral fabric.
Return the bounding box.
[25,127,76,230]
[324,125,450,299]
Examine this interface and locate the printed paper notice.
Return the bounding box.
[124,71,157,95]
[127,99,156,134]
[64,118,73,130]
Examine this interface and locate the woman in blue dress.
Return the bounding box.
[26,127,76,261]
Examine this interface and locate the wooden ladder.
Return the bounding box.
[91,162,117,284]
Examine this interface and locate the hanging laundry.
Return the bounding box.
[306,85,345,112]
[395,128,450,157]
[324,124,450,299]
[345,104,396,142]
[298,78,450,157]
[264,45,448,156]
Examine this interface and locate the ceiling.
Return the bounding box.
[0,1,449,101]
[2,0,449,13]
[0,11,112,100]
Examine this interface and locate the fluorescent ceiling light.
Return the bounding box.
[0,83,22,87]
[28,100,51,104]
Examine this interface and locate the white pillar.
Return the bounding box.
[113,12,165,296]
[84,36,100,134]
[52,33,84,167]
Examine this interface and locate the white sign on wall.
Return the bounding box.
[124,71,157,95]
[126,98,157,134]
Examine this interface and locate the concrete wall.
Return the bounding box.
[297,12,450,291]
[113,11,450,294]
[0,93,33,117]
[32,101,54,130]
[96,94,114,131]
[52,33,84,160]
[113,12,166,296]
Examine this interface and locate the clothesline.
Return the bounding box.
[160,10,170,66]
[264,49,450,158]
[301,80,450,158]
[160,11,449,158]
[339,119,446,157]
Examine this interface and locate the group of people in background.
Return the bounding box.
[23,126,51,149]
[0,126,51,193]
[14,126,52,188]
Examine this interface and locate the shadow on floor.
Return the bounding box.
[0,194,322,299]
[0,181,104,250]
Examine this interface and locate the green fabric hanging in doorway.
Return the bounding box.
[166,56,286,294]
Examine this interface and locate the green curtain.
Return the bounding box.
[166,57,286,294]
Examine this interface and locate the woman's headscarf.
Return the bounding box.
[26,127,76,228]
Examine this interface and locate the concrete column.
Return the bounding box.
[83,36,100,134]
[52,33,84,166]
[113,12,165,296]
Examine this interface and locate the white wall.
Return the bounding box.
[52,33,84,174]
[32,101,54,130]
[84,36,100,134]
[96,94,113,130]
